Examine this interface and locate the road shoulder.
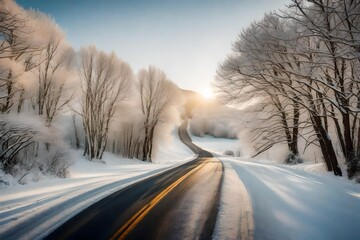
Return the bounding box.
[213,160,254,240]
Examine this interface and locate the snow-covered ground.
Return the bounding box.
[192,134,360,240]
[2,129,360,240]
[0,129,195,239]
[153,128,195,164]
[224,158,360,240]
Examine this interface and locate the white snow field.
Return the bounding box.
[192,134,360,240]
[225,158,360,240]
[0,129,195,239]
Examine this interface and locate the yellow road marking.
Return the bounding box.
[110,160,208,240]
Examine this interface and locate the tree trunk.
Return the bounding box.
[148,124,156,162]
[290,99,300,156]
[311,114,342,176]
[72,113,80,149]
[142,124,149,162]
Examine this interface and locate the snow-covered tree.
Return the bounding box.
[137,66,181,162]
[0,0,37,113]
[216,1,360,178]
[216,13,303,163]
[79,46,133,160]
[283,0,360,177]
[34,37,74,125]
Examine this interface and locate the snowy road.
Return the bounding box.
[45,124,224,239]
[43,156,223,240]
[113,157,223,240]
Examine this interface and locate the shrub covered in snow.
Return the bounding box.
[285,153,304,165]
[0,117,72,185]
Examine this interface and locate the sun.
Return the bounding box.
[200,87,214,100]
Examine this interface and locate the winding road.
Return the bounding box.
[45,122,223,240]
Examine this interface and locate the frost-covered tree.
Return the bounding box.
[137,66,180,162]
[283,0,360,177]
[216,13,303,163]
[0,1,75,182]
[216,0,360,177]
[0,0,37,113]
[114,119,143,159]
[14,11,76,125]
[0,2,74,121]
[35,37,74,125]
[79,46,133,160]
[0,116,71,182]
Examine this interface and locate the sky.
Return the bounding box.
[16,0,289,92]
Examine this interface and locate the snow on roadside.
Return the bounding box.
[288,162,327,173]
[154,128,195,164]
[191,133,329,175]
[220,157,360,240]
[192,133,360,239]
[0,128,195,239]
[213,161,254,240]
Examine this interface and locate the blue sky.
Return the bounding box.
[17,0,289,91]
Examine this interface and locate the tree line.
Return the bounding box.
[216,0,360,179]
[0,0,181,180]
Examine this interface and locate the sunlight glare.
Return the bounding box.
[201,88,213,100]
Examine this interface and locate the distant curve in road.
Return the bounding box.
[45,121,223,240]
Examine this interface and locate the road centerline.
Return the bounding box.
[110,158,209,240]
